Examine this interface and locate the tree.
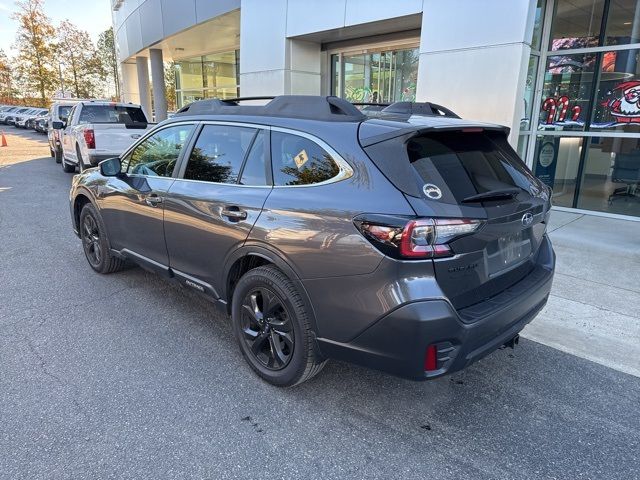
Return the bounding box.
[56,20,104,99]
[164,61,177,111]
[97,27,120,99]
[12,0,56,106]
[0,49,16,103]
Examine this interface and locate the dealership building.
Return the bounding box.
[112,0,640,219]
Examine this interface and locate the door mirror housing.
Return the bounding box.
[52,120,65,130]
[99,157,122,177]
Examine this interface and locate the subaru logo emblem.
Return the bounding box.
[522,212,534,227]
[423,183,442,200]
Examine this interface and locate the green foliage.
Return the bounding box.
[56,20,105,99]
[164,61,177,112]
[0,49,18,103]
[12,0,57,106]
[97,27,120,99]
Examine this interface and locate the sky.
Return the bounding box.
[0,0,112,54]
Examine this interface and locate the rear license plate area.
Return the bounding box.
[487,230,532,276]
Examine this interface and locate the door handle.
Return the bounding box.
[221,206,247,221]
[145,194,163,207]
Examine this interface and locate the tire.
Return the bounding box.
[79,203,125,274]
[62,154,75,173]
[231,265,326,387]
[54,148,62,164]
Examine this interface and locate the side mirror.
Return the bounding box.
[52,120,65,129]
[99,157,122,177]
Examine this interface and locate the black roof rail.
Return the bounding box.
[380,101,460,119]
[175,95,366,122]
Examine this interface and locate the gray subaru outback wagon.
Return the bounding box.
[69,96,555,386]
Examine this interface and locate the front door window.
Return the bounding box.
[123,124,195,177]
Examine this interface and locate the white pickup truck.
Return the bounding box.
[56,101,152,173]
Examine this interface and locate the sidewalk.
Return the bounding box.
[522,209,640,377]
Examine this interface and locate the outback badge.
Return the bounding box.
[423,183,442,200]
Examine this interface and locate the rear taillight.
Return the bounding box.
[83,129,95,149]
[355,216,482,259]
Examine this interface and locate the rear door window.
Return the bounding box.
[239,130,269,186]
[407,131,539,203]
[271,132,340,186]
[183,125,258,184]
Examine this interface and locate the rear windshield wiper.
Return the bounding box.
[461,188,521,203]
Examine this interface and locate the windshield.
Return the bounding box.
[78,105,147,124]
[406,131,539,204]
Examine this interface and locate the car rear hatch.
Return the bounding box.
[360,123,552,311]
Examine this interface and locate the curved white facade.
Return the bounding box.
[112,0,537,137]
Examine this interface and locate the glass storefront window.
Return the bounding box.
[577,136,640,216]
[175,50,239,109]
[331,46,419,104]
[592,48,640,132]
[550,0,605,51]
[605,0,640,46]
[518,134,530,161]
[175,60,203,90]
[538,53,597,130]
[177,90,206,107]
[530,0,640,218]
[203,51,238,90]
[331,55,340,97]
[532,0,547,51]
[532,135,585,207]
[522,56,539,130]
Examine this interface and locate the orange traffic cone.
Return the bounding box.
[0,131,6,147]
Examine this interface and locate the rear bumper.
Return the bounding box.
[317,235,555,380]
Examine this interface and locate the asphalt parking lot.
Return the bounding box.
[1,128,639,479]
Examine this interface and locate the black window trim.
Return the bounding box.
[121,121,198,178]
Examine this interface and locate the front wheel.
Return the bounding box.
[79,203,125,274]
[231,266,326,387]
[54,147,62,164]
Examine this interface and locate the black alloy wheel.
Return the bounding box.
[81,213,102,268]
[231,265,327,386]
[78,204,126,274]
[240,287,294,370]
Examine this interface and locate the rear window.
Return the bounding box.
[57,106,72,119]
[78,105,147,125]
[406,131,538,204]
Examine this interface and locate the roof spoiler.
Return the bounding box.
[360,124,510,148]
